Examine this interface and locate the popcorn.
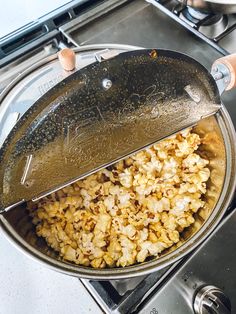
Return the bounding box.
[95,213,111,233]
[145,196,170,213]
[182,153,209,172]
[28,128,210,268]
[122,224,137,240]
[170,195,192,216]
[62,246,76,262]
[119,169,133,188]
[104,195,116,215]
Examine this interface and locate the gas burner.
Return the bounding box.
[182,7,221,25]
[181,7,228,38]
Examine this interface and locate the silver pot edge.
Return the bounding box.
[177,0,236,14]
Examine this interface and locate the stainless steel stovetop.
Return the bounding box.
[0,1,236,313]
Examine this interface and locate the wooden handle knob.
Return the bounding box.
[213,54,236,91]
[58,48,76,71]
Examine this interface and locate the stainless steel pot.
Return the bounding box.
[177,0,236,14]
[0,49,236,279]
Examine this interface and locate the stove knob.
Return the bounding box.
[193,285,231,314]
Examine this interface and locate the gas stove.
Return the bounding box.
[0,1,236,314]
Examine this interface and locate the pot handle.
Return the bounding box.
[211,54,236,94]
[58,48,76,72]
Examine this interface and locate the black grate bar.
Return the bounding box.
[214,22,236,42]
[195,14,216,29]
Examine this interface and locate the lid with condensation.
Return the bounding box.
[0,49,221,212]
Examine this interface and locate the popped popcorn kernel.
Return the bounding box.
[28,128,210,268]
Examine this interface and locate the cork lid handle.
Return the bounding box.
[58,48,76,72]
[212,54,236,91]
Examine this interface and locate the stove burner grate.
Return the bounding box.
[168,0,236,50]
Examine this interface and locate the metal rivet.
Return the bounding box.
[102,78,112,90]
